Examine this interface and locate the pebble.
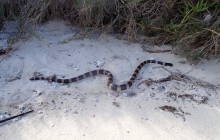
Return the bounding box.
[19,104,25,112]
[74,67,79,71]
[66,63,73,68]
[0,114,10,120]
[141,117,148,120]
[150,93,155,97]
[78,98,85,103]
[38,110,43,114]
[107,93,112,97]
[52,82,59,88]
[73,96,78,99]
[111,92,119,97]
[93,98,99,102]
[33,90,42,97]
[157,86,165,92]
[63,108,68,113]
[93,60,104,67]
[123,92,137,97]
[51,100,55,104]
[73,111,78,114]
[12,117,19,122]
[165,99,170,103]
[203,14,212,22]
[123,93,129,97]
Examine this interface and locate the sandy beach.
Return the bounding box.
[0,19,220,140]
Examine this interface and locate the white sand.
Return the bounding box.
[0,19,220,140]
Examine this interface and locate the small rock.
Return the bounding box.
[112,102,120,107]
[33,90,42,97]
[73,111,78,114]
[203,14,212,22]
[157,86,165,92]
[73,96,78,99]
[12,117,19,122]
[141,117,148,120]
[51,100,55,104]
[128,92,137,97]
[165,100,170,103]
[78,98,85,103]
[38,110,43,114]
[123,93,129,97]
[74,67,79,71]
[0,114,10,120]
[66,63,73,68]
[36,100,44,106]
[52,82,59,88]
[93,61,104,68]
[150,93,155,97]
[107,93,112,97]
[63,108,68,113]
[123,92,136,97]
[93,98,99,102]
[19,104,25,112]
[111,92,119,97]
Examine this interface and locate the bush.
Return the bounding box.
[1,0,220,61]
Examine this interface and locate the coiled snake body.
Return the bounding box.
[30,60,173,91]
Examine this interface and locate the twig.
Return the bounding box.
[204,28,220,36]
[160,66,220,88]
[0,110,34,124]
[159,105,188,121]
[138,66,220,88]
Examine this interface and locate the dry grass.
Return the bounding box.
[0,0,220,62]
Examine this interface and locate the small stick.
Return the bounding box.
[0,110,34,124]
[158,66,220,88]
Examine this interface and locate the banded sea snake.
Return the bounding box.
[30,60,173,91]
